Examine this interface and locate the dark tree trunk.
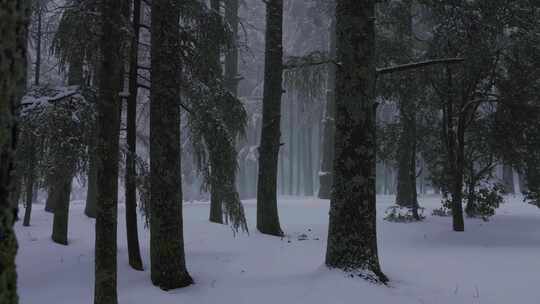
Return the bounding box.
[325,0,387,283]
[394,0,419,219]
[51,171,73,245]
[318,18,336,200]
[149,0,193,290]
[34,3,42,86]
[125,0,143,271]
[94,0,126,303]
[0,2,29,301]
[209,0,225,224]
[225,0,240,96]
[502,163,515,194]
[256,0,284,236]
[23,147,36,226]
[85,153,97,218]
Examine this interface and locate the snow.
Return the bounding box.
[16,195,540,304]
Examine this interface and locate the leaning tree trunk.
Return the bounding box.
[124,0,143,271]
[0,1,29,302]
[318,17,336,200]
[94,0,126,303]
[325,0,387,283]
[149,0,193,290]
[256,0,284,236]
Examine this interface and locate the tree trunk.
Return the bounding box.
[23,148,36,227]
[149,0,193,290]
[256,0,284,236]
[325,0,387,283]
[51,171,73,245]
[208,0,225,224]
[318,18,336,200]
[85,153,97,218]
[94,0,125,302]
[34,3,42,86]
[502,163,515,194]
[124,0,143,271]
[0,1,30,302]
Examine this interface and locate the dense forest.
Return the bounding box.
[0,0,539,303]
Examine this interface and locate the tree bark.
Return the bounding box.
[84,152,97,218]
[23,147,36,227]
[94,0,125,302]
[325,0,387,283]
[125,0,144,271]
[256,0,284,236]
[34,3,42,86]
[150,0,193,290]
[51,171,73,245]
[0,1,29,302]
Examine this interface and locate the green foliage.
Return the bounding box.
[51,0,101,70]
[17,85,95,193]
[465,185,504,221]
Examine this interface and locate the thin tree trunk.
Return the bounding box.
[325,0,387,283]
[256,0,284,236]
[125,0,143,271]
[94,0,126,302]
[318,17,336,200]
[150,0,193,290]
[34,3,42,86]
[209,0,225,224]
[23,147,36,226]
[502,163,515,194]
[85,153,97,218]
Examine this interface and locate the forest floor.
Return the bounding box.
[16,195,540,304]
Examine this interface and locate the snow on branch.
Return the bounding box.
[376,58,465,75]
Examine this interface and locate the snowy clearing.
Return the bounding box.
[16,195,540,304]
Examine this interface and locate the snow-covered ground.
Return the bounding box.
[16,195,540,304]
